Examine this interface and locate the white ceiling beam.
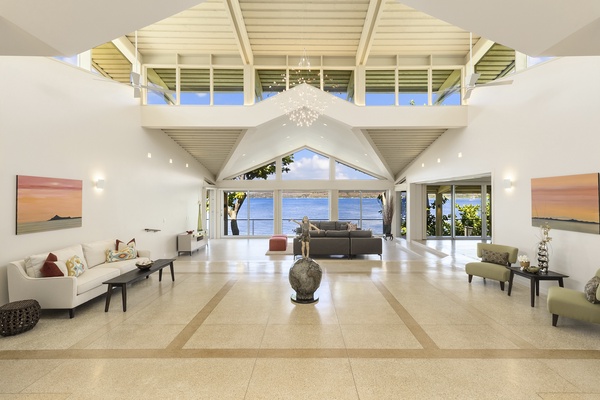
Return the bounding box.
[356,0,386,66]
[112,36,143,75]
[463,38,494,71]
[224,0,253,65]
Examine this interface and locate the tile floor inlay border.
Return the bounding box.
[372,279,439,350]
[2,348,600,361]
[166,279,238,350]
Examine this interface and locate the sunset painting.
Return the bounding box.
[16,175,82,235]
[531,173,600,234]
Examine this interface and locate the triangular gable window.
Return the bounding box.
[228,161,277,181]
[282,149,329,180]
[335,161,377,180]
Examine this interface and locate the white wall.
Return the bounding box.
[403,56,600,291]
[0,57,209,304]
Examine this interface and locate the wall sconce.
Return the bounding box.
[95,179,105,190]
[503,178,512,189]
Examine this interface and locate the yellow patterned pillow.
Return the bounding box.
[66,255,85,277]
[106,246,136,263]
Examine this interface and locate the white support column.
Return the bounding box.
[78,50,92,72]
[330,190,339,221]
[243,64,255,105]
[355,65,366,106]
[515,51,528,72]
[273,189,282,234]
[407,183,425,241]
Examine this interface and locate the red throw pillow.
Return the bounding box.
[40,253,64,277]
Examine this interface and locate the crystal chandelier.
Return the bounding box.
[277,50,329,127]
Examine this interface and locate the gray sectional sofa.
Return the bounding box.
[293,220,382,259]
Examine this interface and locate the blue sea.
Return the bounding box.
[233,198,384,236]
[229,197,483,236]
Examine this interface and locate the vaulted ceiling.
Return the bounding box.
[3,0,600,182]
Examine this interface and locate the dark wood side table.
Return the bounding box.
[507,266,569,307]
[103,258,176,312]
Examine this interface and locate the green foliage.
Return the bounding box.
[454,203,481,236]
[425,197,491,237]
[225,156,294,235]
[426,196,450,236]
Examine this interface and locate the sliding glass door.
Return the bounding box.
[426,184,491,239]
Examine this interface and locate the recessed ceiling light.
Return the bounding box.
[437,158,441,163]
[186,163,189,168]
[323,123,327,126]
[169,159,173,164]
[147,153,152,158]
[458,152,463,158]
[421,163,425,167]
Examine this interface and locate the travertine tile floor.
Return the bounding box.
[1,238,599,399]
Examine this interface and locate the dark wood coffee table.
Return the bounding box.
[103,258,176,312]
[507,266,569,307]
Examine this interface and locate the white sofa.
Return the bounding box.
[7,239,150,318]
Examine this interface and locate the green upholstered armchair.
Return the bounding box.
[547,268,600,326]
[465,243,518,291]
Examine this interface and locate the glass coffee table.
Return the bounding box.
[506,266,569,307]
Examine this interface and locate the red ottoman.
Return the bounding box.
[269,235,287,251]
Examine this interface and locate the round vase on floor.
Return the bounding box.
[289,258,322,304]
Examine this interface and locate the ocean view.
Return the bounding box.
[229,197,484,236]
[233,198,383,235]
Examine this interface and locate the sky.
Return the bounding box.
[282,149,376,181]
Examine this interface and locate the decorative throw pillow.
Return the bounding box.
[116,238,136,252]
[584,276,600,304]
[40,253,64,277]
[106,246,137,263]
[66,255,85,277]
[481,249,510,266]
[347,222,357,231]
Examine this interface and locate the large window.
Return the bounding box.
[180,68,210,105]
[146,67,176,105]
[224,191,273,236]
[214,69,244,105]
[282,149,329,180]
[432,69,461,105]
[427,186,452,237]
[335,161,376,180]
[323,70,353,102]
[282,191,329,235]
[398,70,428,106]
[426,184,490,238]
[338,191,382,234]
[255,69,286,102]
[365,70,395,106]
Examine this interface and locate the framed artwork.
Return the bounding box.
[531,173,600,234]
[16,175,83,235]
